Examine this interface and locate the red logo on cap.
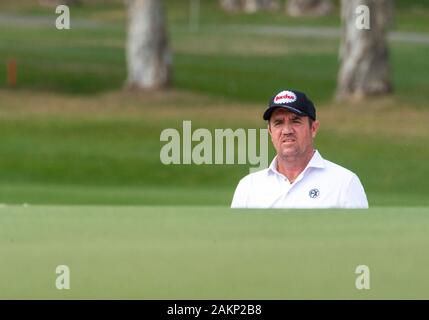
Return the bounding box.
[273,90,297,104]
[275,94,294,102]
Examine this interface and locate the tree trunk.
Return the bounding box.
[125,0,171,90]
[219,0,242,12]
[286,0,332,17]
[336,0,393,100]
[220,0,279,13]
[243,0,280,13]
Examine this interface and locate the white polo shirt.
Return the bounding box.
[231,150,368,209]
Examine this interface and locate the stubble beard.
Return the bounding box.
[278,146,301,162]
[277,142,313,164]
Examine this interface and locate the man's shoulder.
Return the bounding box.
[237,167,271,185]
[321,157,358,180]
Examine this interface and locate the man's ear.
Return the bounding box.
[311,120,320,139]
[267,121,275,143]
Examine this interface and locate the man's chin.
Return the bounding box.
[279,148,298,159]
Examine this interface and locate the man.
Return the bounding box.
[231,89,368,209]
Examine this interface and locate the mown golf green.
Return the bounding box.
[1,205,429,299]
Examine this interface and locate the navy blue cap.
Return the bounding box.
[263,89,316,121]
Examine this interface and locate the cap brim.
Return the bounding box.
[263,105,307,121]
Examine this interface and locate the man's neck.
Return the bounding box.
[276,149,315,184]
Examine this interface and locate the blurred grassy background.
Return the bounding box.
[0,0,428,206]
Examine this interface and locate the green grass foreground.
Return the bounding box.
[1,205,429,299]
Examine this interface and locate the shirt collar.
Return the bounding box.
[268,149,325,176]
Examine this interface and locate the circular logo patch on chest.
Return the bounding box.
[309,188,320,199]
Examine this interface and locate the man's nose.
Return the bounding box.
[281,123,294,135]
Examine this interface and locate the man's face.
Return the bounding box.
[268,108,319,160]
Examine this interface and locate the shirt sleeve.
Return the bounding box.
[343,174,369,209]
[231,177,250,208]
